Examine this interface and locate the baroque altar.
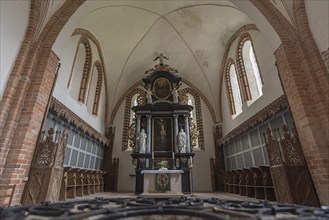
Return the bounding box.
[130,55,195,194]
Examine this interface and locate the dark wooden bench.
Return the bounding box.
[223,166,276,201]
[259,166,276,201]
[250,167,265,199]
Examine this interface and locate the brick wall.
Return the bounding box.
[322,49,329,72]
[1,50,59,205]
[250,0,329,205]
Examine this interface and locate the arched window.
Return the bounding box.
[242,40,263,100]
[68,37,92,103]
[225,59,242,116]
[130,94,140,123]
[86,61,103,115]
[180,87,204,150]
[237,33,263,103]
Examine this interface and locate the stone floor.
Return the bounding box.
[67,191,259,202]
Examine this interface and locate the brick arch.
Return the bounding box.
[180,87,205,150]
[121,87,146,151]
[72,28,110,123]
[236,32,263,102]
[0,0,86,205]
[224,58,237,115]
[0,0,42,177]
[74,36,93,103]
[2,0,328,205]
[249,0,297,44]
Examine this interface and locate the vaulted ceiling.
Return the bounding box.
[53,0,254,119]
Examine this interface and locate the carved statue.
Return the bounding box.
[137,128,147,153]
[172,88,179,103]
[146,89,153,104]
[178,128,187,153]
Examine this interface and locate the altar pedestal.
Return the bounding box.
[140,170,184,198]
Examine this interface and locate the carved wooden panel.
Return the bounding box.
[22,129,68,205]
[264,126,319,206]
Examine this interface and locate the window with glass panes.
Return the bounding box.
[223,109,294,170]
[43,113,104,170]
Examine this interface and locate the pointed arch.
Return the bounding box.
[236,33,263,103]
[180,87,205,150]
[90,61,103,115]
[78,37,92,103]
[67,36,93,103]
[225,58,242,116]
[121,87,146,151]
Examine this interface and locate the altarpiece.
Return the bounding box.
[130,55,195,194]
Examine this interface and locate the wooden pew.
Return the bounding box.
[232,170,240,194]
[250,167,265,199]
[259,166,276,201]
[66,168,78,199]
[238,169,247,196]
[75,169,83,197]
[83,170,90,196]
[244,169,255,198]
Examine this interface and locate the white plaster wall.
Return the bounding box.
[191,99,215,192]
[305,0,329,52]
[112,101,136,192]
[221,30,284,136]
[0,0,29,99]
[53,35,105,133]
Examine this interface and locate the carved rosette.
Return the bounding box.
[280,125,304,165]
[22,128,68,205]
[34,129,55,168]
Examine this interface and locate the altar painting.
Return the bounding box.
[152,117,173,152]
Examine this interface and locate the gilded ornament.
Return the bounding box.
[127,118,136,150]
[190,119,199,149]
